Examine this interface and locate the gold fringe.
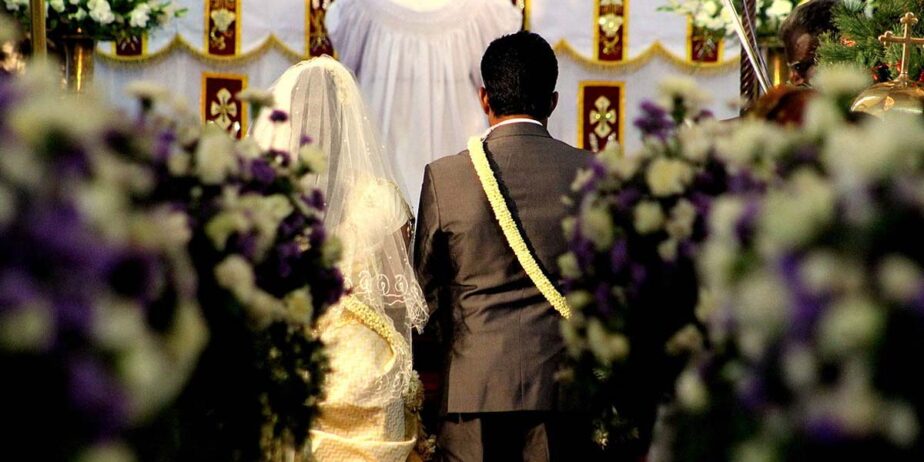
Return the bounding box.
[96,34,306,67]
[554,39,739,74]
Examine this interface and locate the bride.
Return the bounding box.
[252,56,430,462]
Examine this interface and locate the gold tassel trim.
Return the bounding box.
[96,34,306,67]
[554,39,739,74]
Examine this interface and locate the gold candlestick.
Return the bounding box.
[29,0,46,58]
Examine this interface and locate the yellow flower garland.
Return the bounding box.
[467,137,572,319]
[340,295,410,356]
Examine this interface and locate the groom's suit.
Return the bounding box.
[414,122,591,461]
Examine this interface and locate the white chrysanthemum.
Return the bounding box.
[883,401,920,447]
[166,151,190,176]
[195,128,238,185]
[2,0,27,12]
[125,80,168,102]
[561,311,588,357]
[676,123,713,162]
[734,270,789,359]
[570,168,595,193]
[646,157,694,197]
[128,3,151,28]
[634,200,665,234]
[284,288,314,323]
[878,255,922,304]
[71,6,87,20]
[759,169,835,251]
[658,238,679,261]
[676,369,709,412]
[715,119,788,166]
[92,298,148,350]
[799,251,844,295]
[586,318,630,364]
[236,88,275,109]
[87,0,115,24]
[580,203,615,250]
[709,196,746,239]
[781,343,818,389]
[818,297,884,358]
[665,323,704,355]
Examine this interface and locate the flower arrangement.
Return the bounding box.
[659,0,805,42]
[123,83,344,460]
[0,64,207,459]
[3,0,183,40]
[557,78,781,455]
[657,67,924,461]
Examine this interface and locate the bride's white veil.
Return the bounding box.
[251,57,428,390]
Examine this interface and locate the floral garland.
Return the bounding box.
[339,295,410,361]
[467,136,572,319]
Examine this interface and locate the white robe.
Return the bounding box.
[326,0,522,212]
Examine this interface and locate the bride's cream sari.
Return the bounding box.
[252,56,430,462]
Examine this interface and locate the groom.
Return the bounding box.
[414,32,592,461]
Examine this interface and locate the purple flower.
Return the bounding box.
[634,100,675,141]
[154,130,177,162]
[0,270,38,310]
[594,283,612,316]
[250,158,276,186]
[269,110,289,123]
[300,135,314,146]
[615,187,642,211]
[609,239,628,272]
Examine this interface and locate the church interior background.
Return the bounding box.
[93,0,741,157]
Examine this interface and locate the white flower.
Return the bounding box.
[676,124,713,162]
[75,440,137,462]
[128,3,151,28]
[48,0,65,12]
[561,311,587,357]
[813,64,871,97]
[125,81,168,103]
[665,323,704,355]
[586,318,630,364]
[666,199,697,240]
[658,238,679,261]
[71,7,87,20]
[210,8,236,33]
[0,301,52,352]
[646,158,694,197]
[195,128,239,185]
[781,343,817,389]
[735,270,789,359]
[878,255,922,304]
[633,200,665,234]
[803,98,844,138]
[570,168,595,192]
[2,0,27,12]
[799,251,843,295]
[87,0,115,25]
[766,0,793,18]
[284,289,314,323]
[580,203,615,250]
[558,252,581,279]
[215,255,256,302]
[166,151,191,176]
[658,77,711,115]
[759,169,835,251]
[818,297,884,358]
[236,88,275,109]
[298,144,327,174]
[883,401,920,447]
[676,369,709,412]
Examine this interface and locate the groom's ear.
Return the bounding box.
[549,91,559,117]
[479,87,492,116]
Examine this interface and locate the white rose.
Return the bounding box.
[49,0,65,12]
[633,200,665,234]
[658,77,711,114]
[129,4,151,28]
[759,169,835,251]
[298,144,327,174]
[71,6,87,20]
[766,0,793,18]
[580,203,615,250]
[87,0,115,24]
[646,158,694,197]
[195,128,238,185]
[557,252,582,279]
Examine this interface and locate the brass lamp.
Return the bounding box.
[851,12,924,116]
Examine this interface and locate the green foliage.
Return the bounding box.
[818,0,924,81]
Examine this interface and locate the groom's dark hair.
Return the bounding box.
[481,31,558,119]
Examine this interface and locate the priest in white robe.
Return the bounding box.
[326,0,522,211]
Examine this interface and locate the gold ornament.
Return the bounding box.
[852,12,924,116]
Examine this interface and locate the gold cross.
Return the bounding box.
[879,12,924,81]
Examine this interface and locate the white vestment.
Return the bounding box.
[326,0,522,211]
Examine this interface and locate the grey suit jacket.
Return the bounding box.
[414,122,590,414]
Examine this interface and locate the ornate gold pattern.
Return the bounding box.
[594,0,627,61]
[578,81,624,153]
[590,95,616,138]
[210,88,238,130]
[467,137,572,319]
[206,0,241,56]
[202,72,247,138]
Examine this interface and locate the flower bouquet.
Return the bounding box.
[2,0,183,40]
[123,85,344,460]
[659,0,803,43]
[0,64,207,459]
[557,78,781,455]
[660,68,924,461]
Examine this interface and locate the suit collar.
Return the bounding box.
[484,121,552,142]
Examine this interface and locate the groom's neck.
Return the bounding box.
[489,113,547,128]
